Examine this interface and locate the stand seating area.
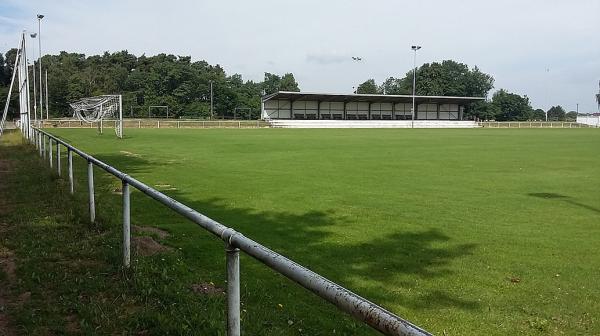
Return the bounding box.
[267,120,480,129]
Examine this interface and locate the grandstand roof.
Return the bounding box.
[263,91,486,104]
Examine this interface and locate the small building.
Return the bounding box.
[262,91,485,121]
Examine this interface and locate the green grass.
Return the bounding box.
[3,128,600,335]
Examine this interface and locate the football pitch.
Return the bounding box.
[45,128,600,335]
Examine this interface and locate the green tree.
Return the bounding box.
[547,105,566,121]
[356,79,380,94]
[279,73,300,92]
[491,89,533,121]
[466,100,500,121]
[358,60,494,98]
[532,109,546,121]
[566,111,577,121]
[408,60,494,97]
[379,77,408,95]
[261,72,300,95]
[0,53,6,85]
[0,47,297,119]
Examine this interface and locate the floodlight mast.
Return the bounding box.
[30,33,37,126]
[411,45,421,128]
[37,14,44,120]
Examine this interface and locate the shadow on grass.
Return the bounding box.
[528,192,600,214]
[90,152,480,312]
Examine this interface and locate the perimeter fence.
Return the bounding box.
[478,121,594,128]
[39,119,269,129]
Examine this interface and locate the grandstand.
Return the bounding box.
[262,91,484,127]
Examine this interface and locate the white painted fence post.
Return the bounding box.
[122,181,131,268]
[88,161,95,223]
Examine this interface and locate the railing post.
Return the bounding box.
[42,135,46,158]
[122,180,131,268]
[226,242,241,336]
[68,149,74,194]
[87,161,95,223]
[56,143,61,176]
[49,139,53,168]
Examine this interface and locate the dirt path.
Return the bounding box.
[0,157,18,336]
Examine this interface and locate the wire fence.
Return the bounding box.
[23,126,433,336]
[39,119,269,129]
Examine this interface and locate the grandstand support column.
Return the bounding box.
[226,242,241,336]
[317,101,321,120]
[368,102,372,120]
[436,103,440,120]
[87,161,96,223]
[343,101,347,120]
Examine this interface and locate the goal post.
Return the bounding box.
[70,95,123,138]
[148,105,169,118]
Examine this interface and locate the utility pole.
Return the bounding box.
[210,80,214,119]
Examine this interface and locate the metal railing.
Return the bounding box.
[25,126,433,336]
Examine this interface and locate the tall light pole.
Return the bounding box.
[411,45,421,128]
[37,14,45,119]
[30,33,38,125]
[45,69,48,119]
[545,67,550,122]
[351,56,363,94]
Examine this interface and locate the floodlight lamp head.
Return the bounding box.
[37,14,44,19]
[30,33,37,38]
[411,45,422,50]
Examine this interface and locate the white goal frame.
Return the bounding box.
[70,95,123,138]
[148,105,169,118]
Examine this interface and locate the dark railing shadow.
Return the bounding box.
[88,151,480,314]
[528,192,600,215]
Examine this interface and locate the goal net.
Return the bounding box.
[70,95,123,138]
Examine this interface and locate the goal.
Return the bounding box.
[70,95,123,138]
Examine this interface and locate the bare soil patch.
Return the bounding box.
[191,282,225,296]
[133,236,172,256]
[0,251,17,336]
[0,248,16,283]
[132,225,170,239]
[65,314,80,333]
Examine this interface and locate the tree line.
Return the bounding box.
[0,49,299,119]
[355,60,575,121]
[0,50,575,121]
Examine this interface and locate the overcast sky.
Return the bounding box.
[1,0,599,112]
